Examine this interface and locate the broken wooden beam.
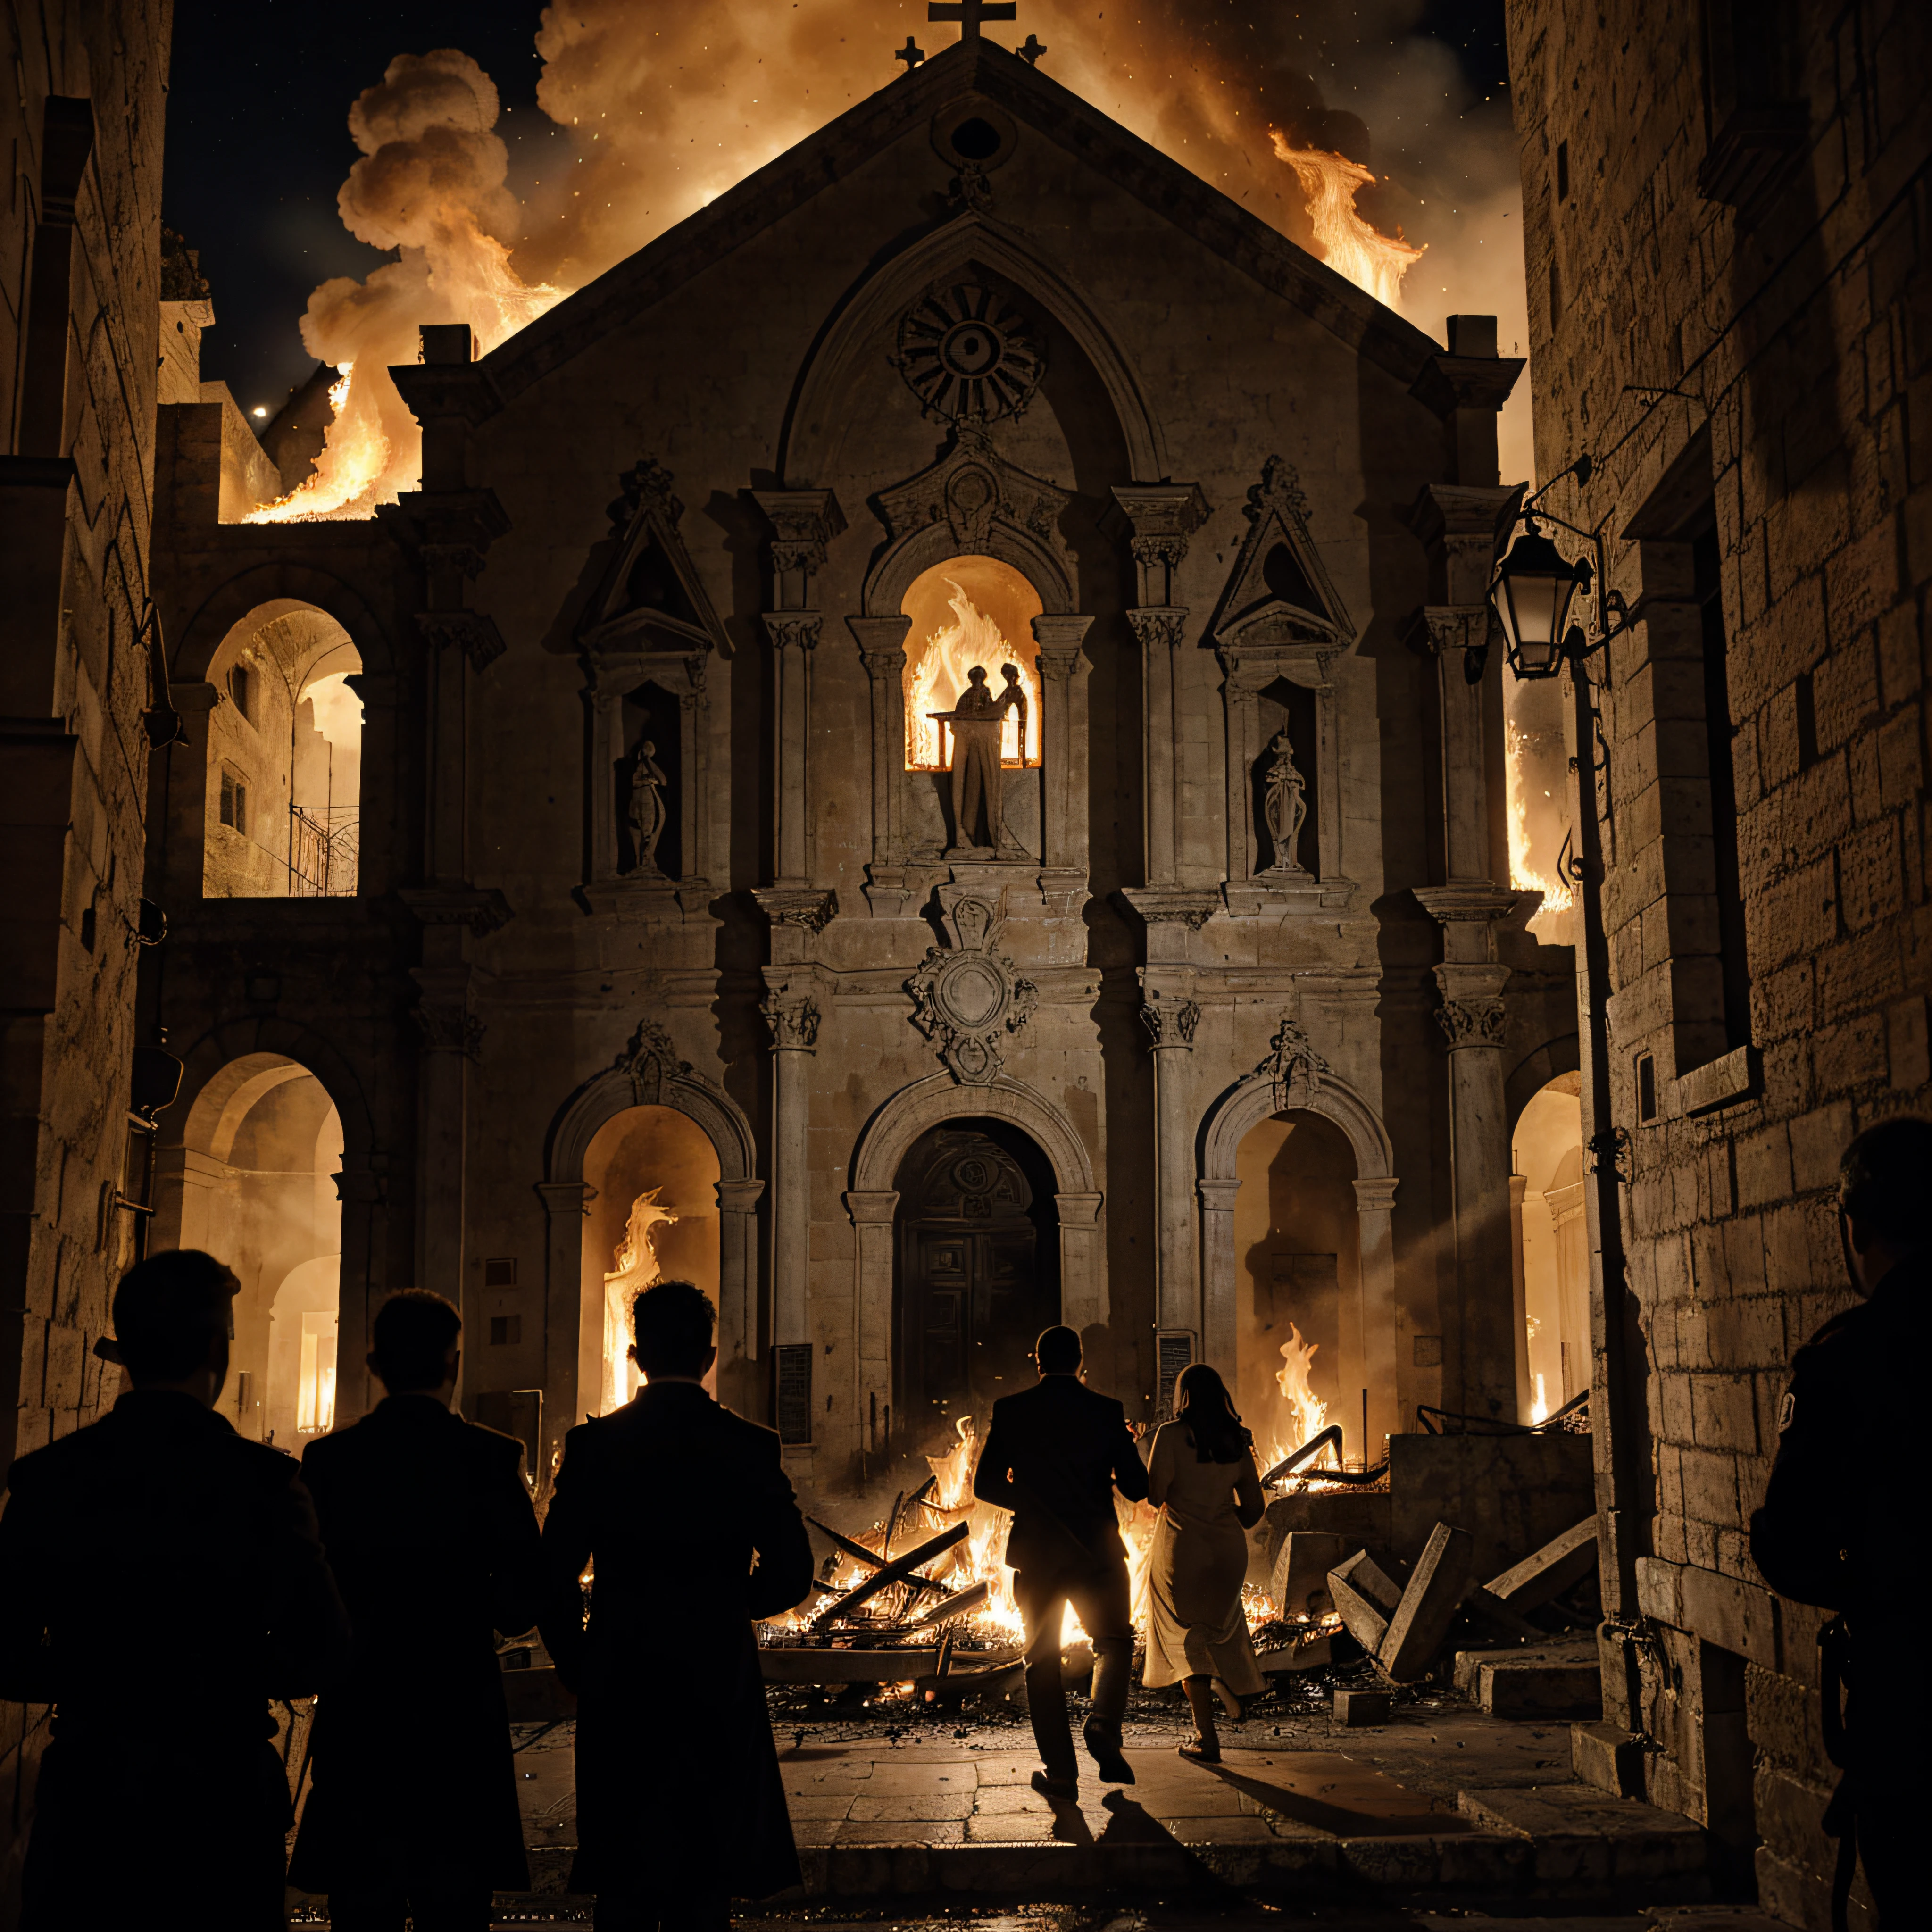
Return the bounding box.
[1378,1522,1474,1682]
[810,1521,969,1628]
[805,1514,953,1603]
[1482,1515,1598,1613]
[904,1580,989,1629]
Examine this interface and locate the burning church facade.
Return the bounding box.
[138,40,1582,1491]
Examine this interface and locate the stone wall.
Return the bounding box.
[1506,0,1931,1921]
[0,0,171,1917]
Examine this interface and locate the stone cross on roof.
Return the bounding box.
[928,0,1019,43]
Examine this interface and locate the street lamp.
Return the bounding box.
[1485,456,1632,678]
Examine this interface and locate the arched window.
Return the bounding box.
[202,603,361,897]
[1512,1074,1587,1420]
[901,555,1043,772]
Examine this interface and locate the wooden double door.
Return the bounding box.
[896,1128,1052,1435]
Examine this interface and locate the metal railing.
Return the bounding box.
[289,805,358,897]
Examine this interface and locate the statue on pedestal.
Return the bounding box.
[625,739,668,874]
[931,664,1020,853]
[1262,729,1308,873]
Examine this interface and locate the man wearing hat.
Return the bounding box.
[0,1248,350,1930]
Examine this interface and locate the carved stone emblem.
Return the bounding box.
[896,285,1045,426]
[906,894,1038,1084]
[619,1018,691,1103]
[1262,1016,1329,1111]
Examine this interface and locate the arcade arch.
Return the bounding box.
[1511,1073,1588,1419]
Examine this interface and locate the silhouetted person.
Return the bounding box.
[1752,1116,1932,1930]
[288,1290,541,1931]
[0,1249,349,1931]
[973,1324,1149,1796]
[539,1281,813,1931]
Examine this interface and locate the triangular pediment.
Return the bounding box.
[578,458,729,658]
[1207,456,1354,654]
[481,43,1444,415]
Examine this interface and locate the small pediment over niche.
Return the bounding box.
[872,429,1073,580]
[579,458,731,658]
[1207,456,1354,654]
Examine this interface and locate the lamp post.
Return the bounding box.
[1484,459,1648,1666]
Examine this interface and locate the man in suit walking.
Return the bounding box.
[539,1280,813,1931]
[0,1248,349,1931]
[973,1324,1149,1796]
[288,1290,542,1930]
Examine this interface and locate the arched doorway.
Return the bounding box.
[892,1121,1059,1448]
[201,601,362,898]
[1512,1074,1587,1419]
[1231,1110,1363,1470]
[154,1052,343,1444]
[580,1105,722,1415]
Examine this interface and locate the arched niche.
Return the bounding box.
[541,1035,762,1450]
[845,1074,1104,1442]
[1511,1070,1587,1424]
[779,214,1168,487]
[1197,1066,1398,1453]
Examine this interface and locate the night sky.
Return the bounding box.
[163,0,1513,418]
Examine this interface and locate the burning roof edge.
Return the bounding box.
[469,39,1448,420]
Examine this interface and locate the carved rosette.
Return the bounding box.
[761,991,822,1052]
[1436,996,1507,1050]
[895,284,1045,426]
[906,895,1038,1085]
[1262,1016,1330,1111]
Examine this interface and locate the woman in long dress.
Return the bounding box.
[1142,1363,1268,1762]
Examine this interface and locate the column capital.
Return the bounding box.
[1353,1176,1399,1214]
[715,1178,766,1214]
[763,611,823,651]
[1196,1178,1241,1211]
[1432,960,1510,1051]
[536,1179,594,1217]
[1107,483,1208,604]
[761,980,822,1051]
[1140,990,1201,1049]
[752,487,845,599]
[843,1188,900,1226]
[1127,605,1189,653]
[848,612,912,663]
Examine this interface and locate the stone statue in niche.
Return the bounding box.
[932,663,1023,853]
[625,739,668,874]
[1262,729,1308,873]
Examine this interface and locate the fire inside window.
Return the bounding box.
[900,558,1044,773]
[219,766,249,835]
[296,1309,336,1434]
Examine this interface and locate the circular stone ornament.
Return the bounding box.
[898,285,1045,425]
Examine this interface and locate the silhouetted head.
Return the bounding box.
[631,1278,716,1381]
[1034,1324,1082,1376]
[1839,1116,1932,1291]
[1000,662,1020,684]
[967,665,988,686]
[369,1290,461,1394]
[1174,1361,1251,1464]
[112,1249,237,1394]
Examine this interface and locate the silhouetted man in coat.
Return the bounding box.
[289,1291,541,1931]
[0,1249,350,1931]
[1752,1116,1932,1930]
[539,1280,813,1931]
[973,1324,1149,1796]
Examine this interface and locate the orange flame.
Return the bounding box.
[1506,716,1575,934]
[599,1187,676,1414]
[904,581,1042,772]
[1266,1323,1338,1477]
[1270,137,1425,311]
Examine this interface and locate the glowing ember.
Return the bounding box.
[1270,137,1426,311]
[904,581,1042,772]
[600,1188,677,1414]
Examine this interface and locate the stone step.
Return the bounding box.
[1457,1782,1711,1889]
[1454,1641,1604,1719]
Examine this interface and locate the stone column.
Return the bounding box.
[334,1162,390,1430]
[1032,614,1093,882]
[1053,1190,1107,1340]
[761,978,822,1347]
[1509,1171,1533,1419]
[1196,1177,1241,1375]
[844,1189,898,1457]
[1141,984,1201,1338]
[752,490,844,888]
[1352,1176,1400,1453]
[715,1176,766,1415]
[848,615,912,867]
[537,1179,591,1461]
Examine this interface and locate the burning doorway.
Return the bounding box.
[1232,1110,1364,1472]
[580,1104,721,1414]
[892,1122,1059,1450]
